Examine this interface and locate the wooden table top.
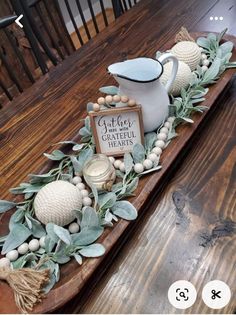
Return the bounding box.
[0,0,235,314]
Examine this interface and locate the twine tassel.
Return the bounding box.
[175,26,195,43]
[0,267,50,313]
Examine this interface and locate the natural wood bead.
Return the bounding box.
[155,140,165,149]
[157,133,167,141]
[121,95,129,103]
[152,147,162,155]
[105,95,113,103]
[93,103,100,112]
[164,121,171,129]
[160,127,169,134]
[113,95,121,103]
[128,99,136,107]
[167,117,175,123]
[97,97,105,105]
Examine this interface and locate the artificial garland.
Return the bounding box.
[0,28,235,313]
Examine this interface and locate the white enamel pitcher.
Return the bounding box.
[108,54,178,132]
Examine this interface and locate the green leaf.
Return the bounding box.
[12,253,37,269]
[9,209,25,230]
[98,192,117,210]
[99,86,119,95]
[144,132,157,152]
[78,148,93,167]
[124,153,133,176]
[2,224,32,254]
[111,200,137,220]
[44,236,56,253]
[87,102,94,112]
[25,214,46,238]
[202,58,221,83]
[46,223,59,243]
[126,177,139,194]
[80,206,99,229]
[196,37,211,49]
[79,243,105,257]
[44,150,66,161]
[71,226,104,246]
[73,253,82,264]
[70,156,83,174]
[0,200,16,213]
[23,184,43,193]
[90,184,98,209]
[132,143,145,163]
[54,225,72,245]
[219,41,234,56]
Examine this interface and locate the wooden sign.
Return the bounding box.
[89,106,144,156]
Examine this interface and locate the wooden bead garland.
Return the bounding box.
[112,117,175,174]
[91,94,138,112]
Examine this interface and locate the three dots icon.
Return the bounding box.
[210,16,223,21]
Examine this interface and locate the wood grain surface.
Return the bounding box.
[0,0,235,313]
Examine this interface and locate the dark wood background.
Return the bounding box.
[0,0,235,313]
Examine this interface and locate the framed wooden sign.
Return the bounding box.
[89,106,144,156]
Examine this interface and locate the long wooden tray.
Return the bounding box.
[0,32,235,314]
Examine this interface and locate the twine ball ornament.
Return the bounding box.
[160,60,192,96]
[34,180,82,226]
[171,41,201,71]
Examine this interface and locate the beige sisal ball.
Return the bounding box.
[171,41,201,71]
[34,180,82,226]
[161,61,192,96]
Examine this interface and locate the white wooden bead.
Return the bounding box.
[6,250,19,262]
[152,147,162,155]
[155,140,165,149]
[76,182,85,190]
[199,47,204,52]
[105,95,113,103]
[93,103,100,112]
[143,159,153,170]
[147,153,158,162]
[128,99,136,107]
[164,121,171,129]
[71,176,82,185]
[202,65,208,72]
[113,95,121,103]
[121,95,129,103]
[119,162,125,172]
[167,117,175,123]
[39,236,46,248]
[82,197,92,206]
[108,156,115,164]
[201,53,207,60]
[17,243,29,255]
[157,133,167,141]
[134,163,144,174]
[203,59,210,66]
[81,189,89,197]
[29,239,40,252]
[0,257,11,268]
[97,97,105,105]
[114,160,122,169]
[160,127,169,134]
[68,222,80,234]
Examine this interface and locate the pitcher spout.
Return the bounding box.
[108,57,163,83]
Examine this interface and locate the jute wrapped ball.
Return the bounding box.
[34,180,82,226]
[171,41,201,71]
[161,61,192,96]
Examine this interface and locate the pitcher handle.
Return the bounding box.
[157,53,178,93]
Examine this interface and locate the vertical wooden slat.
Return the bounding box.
[0,78,13,101]
[65,0,84,46]
[0,48,23,92]
[128,0,132,9]
[53,0,76,53]
[75,0,91,40]
[4,28,35,83]
[19,0,58,66]
[99,0,108,27]
[111,0,123,18]
[121,0,128,11]
[87,0,99,34]
[10,0,49,74]
[35,3,64,60]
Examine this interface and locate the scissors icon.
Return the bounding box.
[211,289,221,299]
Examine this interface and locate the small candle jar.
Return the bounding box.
[83,154,116,191]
